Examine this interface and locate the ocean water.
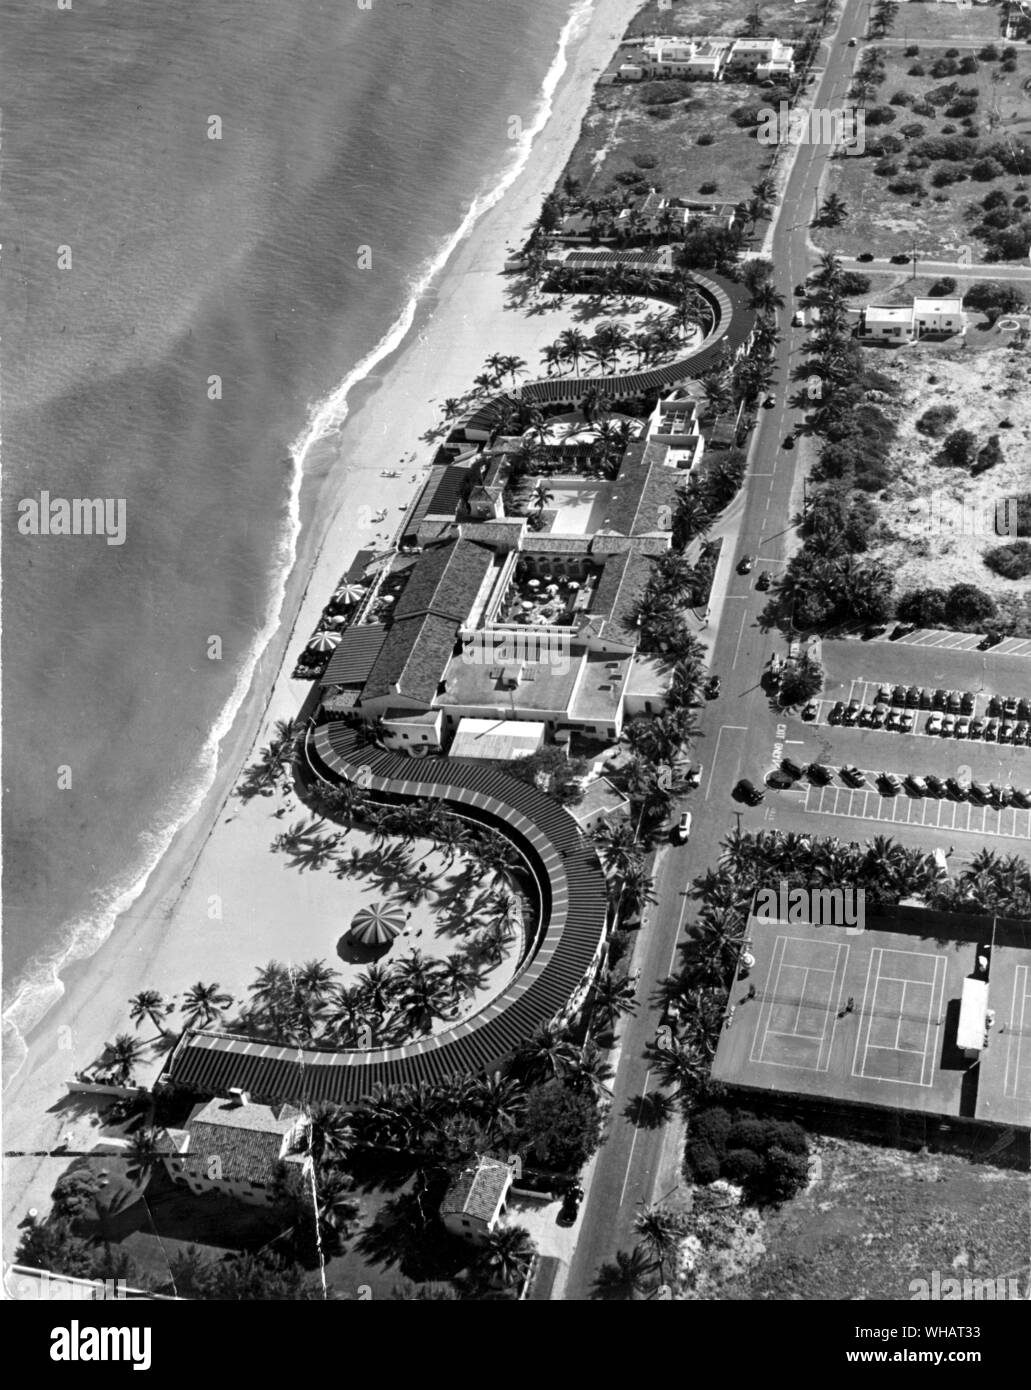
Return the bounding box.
[1,0,583,1044]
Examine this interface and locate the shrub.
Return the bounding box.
[750,1146,811,1205]
[726,1117,769,1152]
[971,157,1005,182]
[982,188,1010,211]
[927,277,957,296]
[897,587,948,626]
[938,428,978,468]
[964,281,1029,325]
[890,91,912,107]
[686,1139,721,1184]
[978,44,999,62]
[916,404,958,437]
[723,1148,763,1183]
[946,97,978,118]
[958,57,978,76]
[905,45,919,58]
[632,153,657,169]
[945,582,996,627]
[912,101,936,119]
[973,435,1004,475]
[888,176,923,196]
[865,106,897,126]
[930,58,958,79]
[838,272,870,295]
[874,158,900,177]
[900,123,926,140]
[770,1120,808,1156]
[691,1106,733,1152]
[908,63,926,77]
[698,180,719,195]
[696,133,714,146]
[983,541,1031,580]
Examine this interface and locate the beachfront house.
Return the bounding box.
[163,1091,305,1207]
[439,1155,513,1241]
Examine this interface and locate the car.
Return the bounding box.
[703,675,721,700]
[1011,788,1031,809]
[856,251,874,262]
[931,688,947,710]
[1019,699,1031,721]
[955,716,971,739]
[991,784,1011,808]
[556,1182,584,1227]
[794,282,807,297]
[917,688,933,709]
[674,811,693,843]
[970,717,986,738]
[781,757,805,780]
[925,775,946,798]
[960,692,975,714]
[737,555,754,575]
[783,433,795,448]
[858,706,874,727]
[876,684,892,704]
[926,712,943,735]
[970,781,991,802]
[842,765,866,787]
[941,714,956,736]
[843,702,861,726]
[808,762,832,784]
[1014,721,1029,746]
[987,696,1002,717]
[734,778,765,805]
[1003,697,1018,719]
[999,723,1014,744]
[889,253,910,265]
[886,709,901,731]
[905,775,928,796]
[978,632,1004,650]
[685,764,702,789]
[880,772,903,793]
[762,393,776,409]
[802,700,819,721]
[984,718,999,743]
[791,310,805,327]
[905,686,921,707]
[892,685,906,706]
[945,777,967,800]
[946,691,962,713]
[756,569,772,590]
[899,711,914,732]
[828,700,845,725]
[870,705,888,728]
[847,36,858,47]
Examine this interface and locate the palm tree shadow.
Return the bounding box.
[336,936,394,967]
[624,1092,676,1129]
[355,1191,467,1283]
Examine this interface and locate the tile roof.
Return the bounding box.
[180,1098,300,1186]
[393,539,494,623]
[363,612,459,704]
[440,1157,513,1222]
[319,623,389,688]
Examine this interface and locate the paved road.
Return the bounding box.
[836,257,1031,283]
[560,0,878,1300]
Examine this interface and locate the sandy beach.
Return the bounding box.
[2,0,644,1258]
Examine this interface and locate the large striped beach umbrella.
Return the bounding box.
[307,629,342,653]
[334,583,365,605]
[348,904,405,946]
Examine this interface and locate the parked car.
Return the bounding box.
[1011,788,1031,809]
[685,764,702,789]
[871,705,888,728]
[703,675,721,700]
[946,691,962,713]
[899,711,915,732]
[941,714,956,736]
[847,36,858,47]
[892,685,907,705]
[737,555,754,575]
[781,757,805,780]
[970,781,991,802]
[1018,699,1031,721]
[783,433,795,448]
[917,688,933,709]
[880,772,903,793]
[905,775,928,796]
[978,632,1004,650]
[557,1182,584,1227]
[987,695,1002,717]
[734,778,765,805]
[1003,697,1018,719]
[843,702,861,726]
[794,282,807,297]
[858,706,874,727]
[886,709,901,731]
[931,689,947,710]
[856,251,874,261]
[876,684,892,704]
[905,686,921,707]
[925,775,946,798]
[756,569,772,590]
[808,763,832,784]
[791,310,804,327]
[999,723,1015,744]
[955,716,971,739]
[926,712,943,735]
[842,766,866,787]
[984,718,999,743]
[674,811,693,843]
[970,717,986,738]
[960,692,975,714]
[802,700,819,721]
[1013,722,1029,747]
[828,700,845,725]
[945,777,967,800]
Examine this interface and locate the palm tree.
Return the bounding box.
[99,1033,148,1087]
[126,1127,166,1185]
[470,1072,526,1144]
[529,482,553,516]
[558,327,589,374]
[477,1225,536,1289]
[440,953,479,1007]
[634,1205,682,1284]
[817,192,848,227]
[590,971,639,1033]
[565,1041,614,1098]
[750,283,786,315]
[651,1038,710,1103]
[476,829,521,888]
[441,397,462,420]
[592,1245,655,1300]
[500,354,527,385]
[394,951,450,1036]
[295,959,338,1006]
[356,963,396,1025]
[293,1102,354,1167]
[128,990,168,1036]
[514,1024,578,1084]
[180,982,234,1030]
[541,343,564,376]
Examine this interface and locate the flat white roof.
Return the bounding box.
[450,717,546,761]
[913,297,964,315]
[865,305,912,322]
[957,976,989,1051]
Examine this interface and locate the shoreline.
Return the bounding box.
[2,0,645,1254]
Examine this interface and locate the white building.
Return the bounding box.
[440,1156,513,1242]
[859,297,967,341]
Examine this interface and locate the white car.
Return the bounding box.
[674,812,692,843]
[792,309,805,327]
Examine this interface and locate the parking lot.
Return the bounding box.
[801,779,1031,842]
[886,629,1031,659]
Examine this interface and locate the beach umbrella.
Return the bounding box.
[348,903,405,946]
[334,583,365,604]
[307,629,341,653]
[527,578,540,589]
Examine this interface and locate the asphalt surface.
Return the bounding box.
[561,0,881,1299]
